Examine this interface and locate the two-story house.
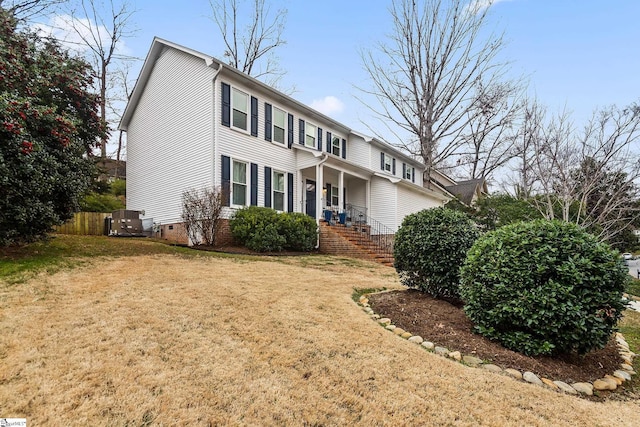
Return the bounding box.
[119,38,453,246]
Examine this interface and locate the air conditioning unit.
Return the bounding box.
[109,209,145,237]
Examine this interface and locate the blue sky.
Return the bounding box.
[119,0,640,132]
[34,0,640,152]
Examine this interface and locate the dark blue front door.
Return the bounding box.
[305,180,316,218]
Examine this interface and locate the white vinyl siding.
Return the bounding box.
[126,47,214,224]
[216,79,297,211]
[397,185,441,223]
[369,176,397,231]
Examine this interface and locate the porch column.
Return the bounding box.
[296,169,303,213]
[366,178,371,218]
[316,163,324,221]
[338,171,344,211]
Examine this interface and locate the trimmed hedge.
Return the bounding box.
[230,206,317,252]
[393,207,479,300]
[460,220,629,356]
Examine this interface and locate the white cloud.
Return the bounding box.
[310,96,345,116]
[32,14,130,57]
[466,0,512,15]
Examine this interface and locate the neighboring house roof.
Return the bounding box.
[96,158,126,180]
[445,178,488,206]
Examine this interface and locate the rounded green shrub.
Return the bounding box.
[460,220,629,356]
[230,206,317,252]
[277,212,318,251]
[393,207,479,300]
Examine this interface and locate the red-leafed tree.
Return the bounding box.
[0,7,105,245]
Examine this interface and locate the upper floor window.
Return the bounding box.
[232,159,248,206]
[232,88,249,130]
[273,107,286,144]
[273,170,285,211]
[305,122,317,148]
[404,164,413,181]
[331,135,341,156]
[383,154,392,172]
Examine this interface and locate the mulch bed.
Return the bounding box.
[368,289,623,384]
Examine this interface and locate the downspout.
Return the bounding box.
[315,152,329,249]
[210,62,223,189]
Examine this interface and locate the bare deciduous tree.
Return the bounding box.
[182,187,225,246]
[209,0,286,85]
[518,102,640,242]
[0,0,62,21]
[359,0,513,183]
[503,97,546,198]
[61,0,137,158]
[451,80,524,181]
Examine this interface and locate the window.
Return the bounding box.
[273,107,286,144]
[305,122,317,148]
[273,170,285,211]
[232,88,249,130]
[331,135,341,156]
[331,185,339,207]
[404,164,413,180]
[384,154,392,172]
[232,160,248,206]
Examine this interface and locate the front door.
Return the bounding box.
[305,179,316,218]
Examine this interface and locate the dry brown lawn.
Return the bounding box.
[1,253,640,426]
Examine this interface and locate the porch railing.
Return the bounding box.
[344,203,396,261]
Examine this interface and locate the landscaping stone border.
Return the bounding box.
[358,293,637,397]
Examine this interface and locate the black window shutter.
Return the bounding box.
[287,173,294,213]
[221,155,231,206]
[317,127,323,151]
[250,163,258,206]
[380,152,385,170]
[250,96,258,137]
[264,166,272,208]
[392,158,396,175]
[341,138,346,159]
[287,114,294,148]
[264,103,272,142]
[299,119,305,145]
[326,183,332,207]
[412,167,416,183]
[403,163,406,178]
[221,83,230,127]
[326,131,332,152]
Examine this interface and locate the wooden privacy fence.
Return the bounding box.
[54,212,109,236]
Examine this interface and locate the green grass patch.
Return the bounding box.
[351,287,388,302]
[0,235,227,284]
[626,277,640,299]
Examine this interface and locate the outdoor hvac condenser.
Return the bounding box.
[110,209,144,237]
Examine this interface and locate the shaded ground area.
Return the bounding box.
[368,289,622,384]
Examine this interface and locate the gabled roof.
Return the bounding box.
[445,178,488,205]
[118,37,426,169]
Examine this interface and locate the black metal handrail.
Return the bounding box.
[344,203,396,261]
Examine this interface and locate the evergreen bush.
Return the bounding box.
[460,220,629,356]
[230,207,317,252]
[393,207,479,299]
